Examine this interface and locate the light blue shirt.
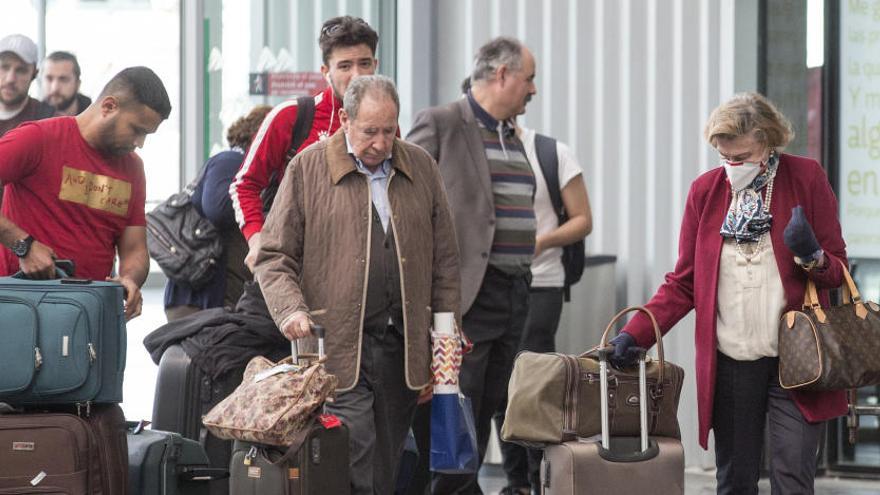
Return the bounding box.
[346,134,393,233]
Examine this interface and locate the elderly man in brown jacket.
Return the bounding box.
[254,74,460,495]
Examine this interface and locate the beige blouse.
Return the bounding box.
[715,238,787,361]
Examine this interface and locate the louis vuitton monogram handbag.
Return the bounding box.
[778,261,880,391]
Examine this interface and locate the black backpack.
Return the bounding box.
[146,165,223,289]
[260,95,316,213]
[534,133,585,302]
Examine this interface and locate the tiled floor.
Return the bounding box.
[477,464,880,494]
[130,286,880,494]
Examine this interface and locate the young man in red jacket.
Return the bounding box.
[230,16,380,270]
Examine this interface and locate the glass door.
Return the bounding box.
[45,0,182,204]
[826,259,880,474]
[201,0,396,160]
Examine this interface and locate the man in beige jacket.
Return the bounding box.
[254,75,460,495]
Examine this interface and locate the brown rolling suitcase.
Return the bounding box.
[83,403,129,494]
[0,403,128,495]
[540,349,684,495]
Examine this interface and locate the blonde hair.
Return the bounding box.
[703,92,794,149]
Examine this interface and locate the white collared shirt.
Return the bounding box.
[346,134,393,233]
[715,238,787,360]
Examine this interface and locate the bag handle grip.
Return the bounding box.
[802,260,867,321]
[590,306,665,384]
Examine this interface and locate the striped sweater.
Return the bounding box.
[468,93,536,275]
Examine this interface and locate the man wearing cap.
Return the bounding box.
[0,34,54,137]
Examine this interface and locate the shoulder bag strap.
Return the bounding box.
[534,133,562,216]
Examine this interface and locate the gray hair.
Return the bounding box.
[343,75,400,120]
[471,37,524,83]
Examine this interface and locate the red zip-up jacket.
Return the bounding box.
[621,153,848,450]
[230,85,342,241]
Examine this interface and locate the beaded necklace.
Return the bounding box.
[732,176,775,263]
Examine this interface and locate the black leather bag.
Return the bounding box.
[146,168,223,289]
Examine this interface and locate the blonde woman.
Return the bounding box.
[611,93,848,494]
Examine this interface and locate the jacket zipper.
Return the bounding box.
[146,222,177,254]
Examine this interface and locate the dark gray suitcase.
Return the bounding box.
[152,344,243,495]
[229,420,350,495]
[127,421,228,495]
[227,327,350,495]
[540,349,685,494]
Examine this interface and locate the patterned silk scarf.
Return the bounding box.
[720,152,779,243]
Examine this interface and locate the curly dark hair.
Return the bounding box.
[318,16,378,65]
[227,105,272,150]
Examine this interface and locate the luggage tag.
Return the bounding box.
[318,413,342,429]
[253,363,302,383]
[31,471,47,486]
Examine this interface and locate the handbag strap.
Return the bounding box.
[273,421,317,466]
[183,160,212,196]
[802,259,868,321]
[592,306,665,384]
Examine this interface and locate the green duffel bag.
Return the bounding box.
[501,306,685,447]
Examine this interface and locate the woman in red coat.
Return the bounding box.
[613,93,848,494]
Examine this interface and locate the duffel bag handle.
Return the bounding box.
[593,306,665,384]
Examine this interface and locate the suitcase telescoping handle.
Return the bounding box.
[597,347,649,453]
[291,324,325,364]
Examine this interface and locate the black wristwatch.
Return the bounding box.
[11,235,34,258]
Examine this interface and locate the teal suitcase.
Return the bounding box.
[127,422,228,495]
[0,276,126,405]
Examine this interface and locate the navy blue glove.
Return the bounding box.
[608,332,639,369]
[783,205,821,259]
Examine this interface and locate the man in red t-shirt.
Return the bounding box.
[229,16,380,271]
[0,66,171,320]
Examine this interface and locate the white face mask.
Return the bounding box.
[722,160,763,191]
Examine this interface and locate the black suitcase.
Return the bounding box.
[151,345,243,495]
[229,418,350,495]
[227,327,350,494]
[127,421,228,495]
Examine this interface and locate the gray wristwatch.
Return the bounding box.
[11,235,34,258]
